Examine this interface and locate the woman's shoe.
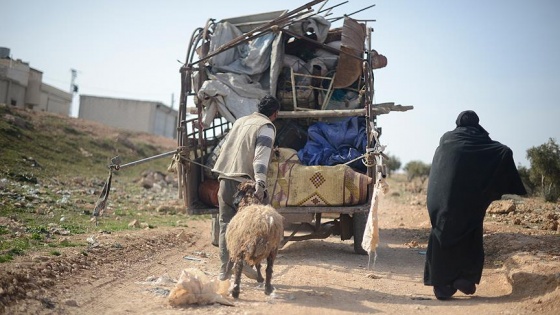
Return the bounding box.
[433,285,457,300]
[453,279,476,295]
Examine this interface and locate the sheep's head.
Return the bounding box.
[233,181,264,209]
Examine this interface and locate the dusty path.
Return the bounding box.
[2,190,559,314]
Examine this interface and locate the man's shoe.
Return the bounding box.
[218,270,232,281]
[433,285,457,300]
[218,260,234,281]
[453,279,476,295]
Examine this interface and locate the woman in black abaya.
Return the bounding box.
[423,110,526,300]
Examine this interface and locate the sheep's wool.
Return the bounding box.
[226,204,284,266]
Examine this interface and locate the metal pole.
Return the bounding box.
[111,150,177,171]
[329,4,376,22]
[69,68,78,116]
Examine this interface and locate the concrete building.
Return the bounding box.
[0,47,72,115]
[79,95,177,139]
[1,47,177,139]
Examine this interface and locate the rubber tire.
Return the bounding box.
[352,211,368,255]
[339,214,353,240]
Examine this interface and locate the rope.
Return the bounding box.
[91,146,219,225]
[92,169,113,226]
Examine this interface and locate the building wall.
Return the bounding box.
[2,59,29,85]
[1,59,30,107]
[25,68,42,107]
[0,79,25,107]
[1,52,176,138]
[37,84,72,115]
[0,57,71,113]
[154,104,178,138]
[79,95,177,138]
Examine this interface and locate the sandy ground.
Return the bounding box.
[1,181,559,315]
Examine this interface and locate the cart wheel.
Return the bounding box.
[352,211,368,255]
[339,214,353,240]
[211,214,219,247]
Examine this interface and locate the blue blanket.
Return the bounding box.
[297,117,367,172]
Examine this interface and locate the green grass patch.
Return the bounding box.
[0,254,14,263]
[0,226,9,235]
[0,105,186,259]
[0,238,33,263]
[57,239,82,247]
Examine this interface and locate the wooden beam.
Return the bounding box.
[277,102,413,119]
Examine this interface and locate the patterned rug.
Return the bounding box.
[267,148,371,207]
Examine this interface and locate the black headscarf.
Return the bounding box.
[455,110,488,134]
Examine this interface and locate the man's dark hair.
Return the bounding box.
[258,95,280,117]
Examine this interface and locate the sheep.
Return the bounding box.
[225,180,284,299]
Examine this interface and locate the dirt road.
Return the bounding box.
[2,183,559,315]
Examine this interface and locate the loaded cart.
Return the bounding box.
[175,0,412,254]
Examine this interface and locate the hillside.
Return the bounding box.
[0,104,177,180]
[0,105,181,260]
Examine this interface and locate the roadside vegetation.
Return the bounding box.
[0,105,192,263]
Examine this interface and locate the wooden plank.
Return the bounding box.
[277,102,413,119]
[276,204,369,214]
[278,108,366,118]
[186,204,369,215]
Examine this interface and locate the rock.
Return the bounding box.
[64,299,79,307]
[86,236,99,247]
[32,255,50,262]
[152,182,163,191]
[165,174,176,185]
[176,230,191,241]
[544,219,558,231]
[4,113,29,129]
[488,200,516,214]
[140,177,153,189]
[502,194,524,201]
[152,172,165,183]
[79,147,93,157]
[128,219,140,228]
[176,220,188,227]
[116,134,136,150]
[505,252,560,298]
[23,156,42,168]
[156,205,177,214]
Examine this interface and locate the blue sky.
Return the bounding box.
[2,0,559,168]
